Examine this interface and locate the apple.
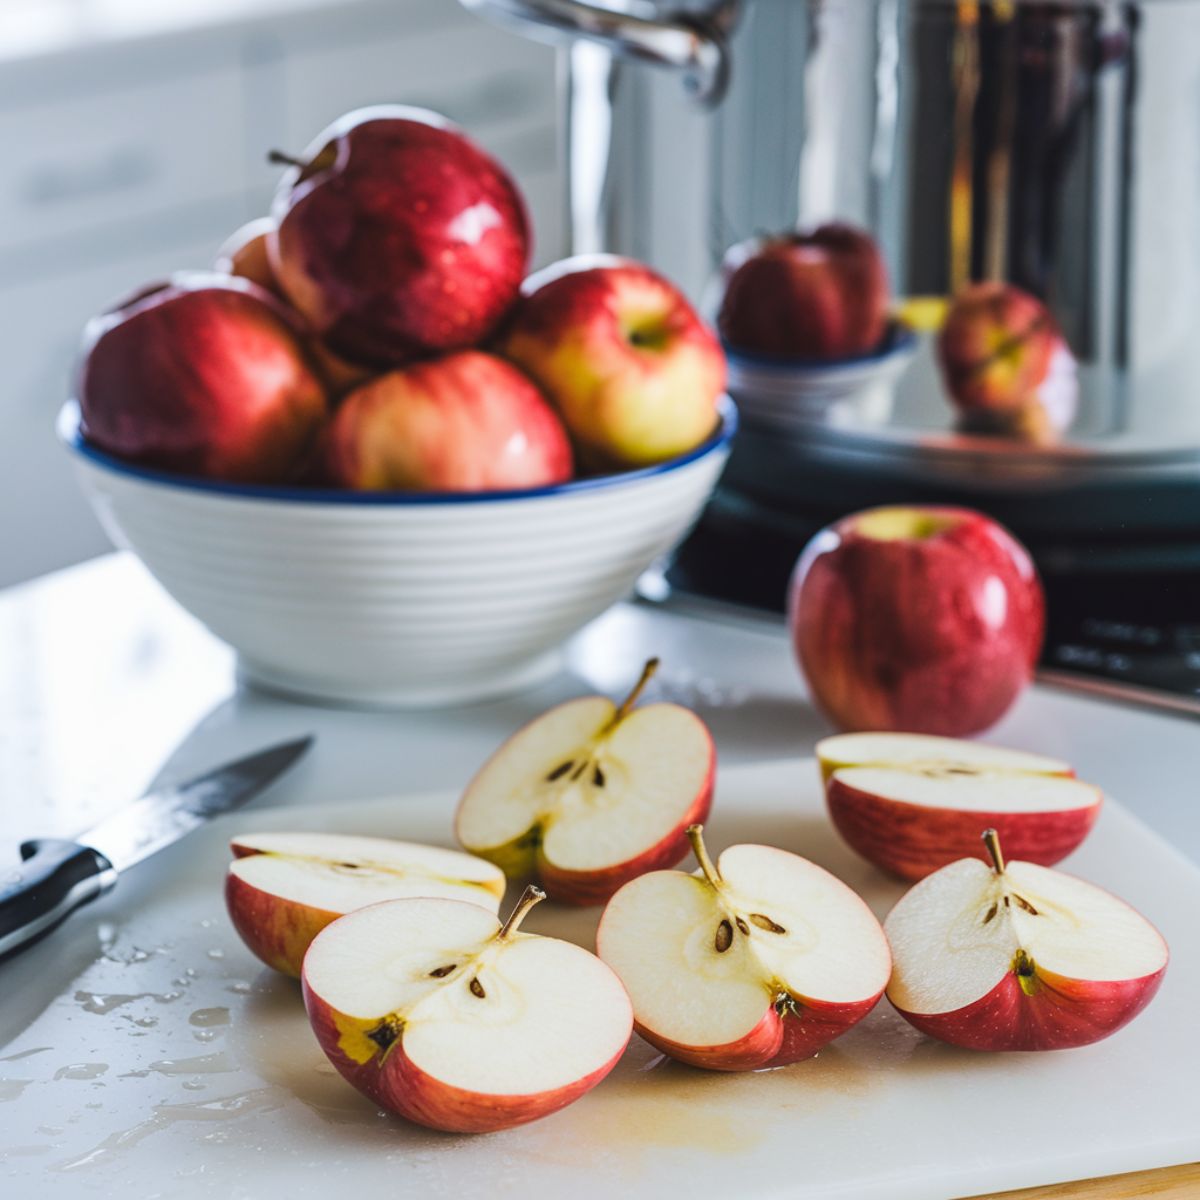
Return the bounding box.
[789,505,1044,736]
[321,350,573,491]
[77,272,327,482]
[269,105,529,367]
[937,282,1077,442]
[500,256,726,468]
[815,731,1073,785]
[596,824,891,1071]
[302,885,633,1132]
[716,224,890,361]
[884,829,1168,1051]
[455,658,714,906]
[215,217,373,397]
[225,831,506,977]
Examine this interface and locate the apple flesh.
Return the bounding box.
[716,224,890,361]
[885,830,1168,1051]
[597,825,891,1071]
[501,256,726,468]
[270,105,529,367]
[789,506,1044,736]
[302,886,633,1132]
[938,282,1077,442]
[321,350,573,491]
[77,272,327,482]
[225,831,506,977]
[815,731,1072,785]
[455,659,714,906]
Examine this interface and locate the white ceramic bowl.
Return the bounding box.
[725,323,918,433]
[60,398,735,707]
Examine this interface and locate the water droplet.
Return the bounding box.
[182,1080,205,1091]
[206,948,224,960]
[188,1007,230,1028]
[0,1079,33,1102]
[225,981,251,995]
[53,1063,108,1081]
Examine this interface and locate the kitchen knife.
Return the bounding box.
[0,736,313,963]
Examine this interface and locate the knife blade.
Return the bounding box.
[0,735,313,963]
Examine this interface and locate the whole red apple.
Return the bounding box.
[323,350,572,491]
[501,256,726,468]
[938,282,1077,441]
[788,506,1044,736]
[216,218,373,397]
[716,224,890,360]
[78,273,327,483]
[269,106,529,366]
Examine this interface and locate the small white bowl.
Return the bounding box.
[725,323,918,433]
[60,398,735,707]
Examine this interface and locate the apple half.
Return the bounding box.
[816,732,1098,880]
[455,659,715,905]
[302,887,633,1132]
[596,826,891,1071]
[226,831,506,976]
[885,830,1168,1051]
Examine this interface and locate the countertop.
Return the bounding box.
[1,552,1198,1197]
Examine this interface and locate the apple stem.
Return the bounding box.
[608,658,660,728]
[498,884,546,940]
[982,828,1006,875]
[687,824,722,887]
[267,149,307,169]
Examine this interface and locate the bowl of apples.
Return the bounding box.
[61,107,733,707]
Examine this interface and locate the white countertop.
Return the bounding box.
[1,552,1198,1195]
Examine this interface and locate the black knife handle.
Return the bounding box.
[0,839,117,963]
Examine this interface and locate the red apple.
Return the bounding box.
[269,105,529,367]
[501,256,726,468]
[455,659,715,905]
[322,350,572,492]
[302,886,633,1132]
[596,825,891,1071]
[225,831,506,977]
[77,273,327,482]
[938,282,1077,442]
[789,506,1044,736]
[884,829,1168,1051]
[716,225,890,360]
[216,218,373,398]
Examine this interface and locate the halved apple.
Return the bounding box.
[595,825,891,1071]
[815,732,1072,784]
[884,829,1168,1051]
[226,832,506,976]
[302,887,633,1132]
[816,732,1097,880]
[455,659,715,905]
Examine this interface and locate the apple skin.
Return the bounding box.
[78,272,327,483]
[825,776,1100,882]
[501,256,726,468]
[270,106,529,367]
[301,977,627,1133]
[224,864,336,979]
[938,282,1059,414]
[322,350,573,492]
[631,992,883,1072]
[892,961,1166,1053]
[716,224,890,361]
[216,218,373,398]
[789,506,1044,736]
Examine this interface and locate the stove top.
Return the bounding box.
[657,487,1200,718]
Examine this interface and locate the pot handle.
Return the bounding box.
[459,0,734,104]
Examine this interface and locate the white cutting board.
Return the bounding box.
[2,758,1198,1199]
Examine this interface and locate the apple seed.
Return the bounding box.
[428,964,457,978]
[749,913,787,934]
[469,977,486,999]
[545,761,574,782]
[982,902,999,925]
[735,917,750,936]
[593,764,606,788]
[715,920,733,953]
[1013,894,1040,916]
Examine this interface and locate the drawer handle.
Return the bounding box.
[21,148,157,206]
